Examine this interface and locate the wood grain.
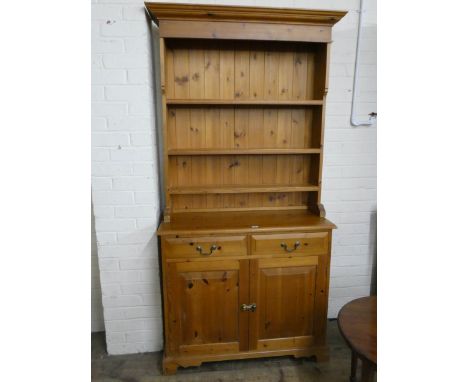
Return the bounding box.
[169,185,318,195]
[251,232,329,256]
[168,148,321,155]
[338,296,377,364]
[169,155,319,186]
[158,210,336,236]
[159,38,171,213]
[157,20,332,43]
[150,3,343,374]
[166,259,249,356]
[163,235,247,258]
[166,99,323,105]
[145,3,346,26]
[167,107,320,151]
[249,256,318,350]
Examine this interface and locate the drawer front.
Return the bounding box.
[164,235,248,259]
[251,232,329,256]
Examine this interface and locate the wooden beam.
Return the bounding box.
[145,2,346,26]
[158,20,332,43]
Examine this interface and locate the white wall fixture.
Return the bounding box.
[350,0,377,127]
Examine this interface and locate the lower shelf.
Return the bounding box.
[172,205,309,213]
[168,184,319,195]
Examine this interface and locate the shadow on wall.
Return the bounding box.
[369,210,377,296]
[147,14,165,223]
[92,203,105,333]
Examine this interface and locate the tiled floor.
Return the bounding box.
[92,320,355,382]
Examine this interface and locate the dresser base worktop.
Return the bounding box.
[157,210,336,236]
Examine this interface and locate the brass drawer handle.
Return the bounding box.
[195,244,218,256]
[241,303,256,312]
[280,241,301,253]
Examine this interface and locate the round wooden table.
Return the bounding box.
[338,296,377,382]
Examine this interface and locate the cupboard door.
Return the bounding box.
[249,256,327,351]
[166,259,249,356]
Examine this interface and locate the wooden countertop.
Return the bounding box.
[157,210,336,236]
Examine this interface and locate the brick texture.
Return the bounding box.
[91,0,377,355]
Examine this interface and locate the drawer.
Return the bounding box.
[251,232,329,256]
[163,235,248,259]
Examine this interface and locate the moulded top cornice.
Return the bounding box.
[144,2,347,26]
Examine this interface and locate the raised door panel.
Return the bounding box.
[165,259,249,357]
[249,256,324,351]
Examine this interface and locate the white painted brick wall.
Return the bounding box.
[91,0,162,355]
[91,0,376,354]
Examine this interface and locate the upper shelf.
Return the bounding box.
[166,99,323,107]
[168,148,322,156]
